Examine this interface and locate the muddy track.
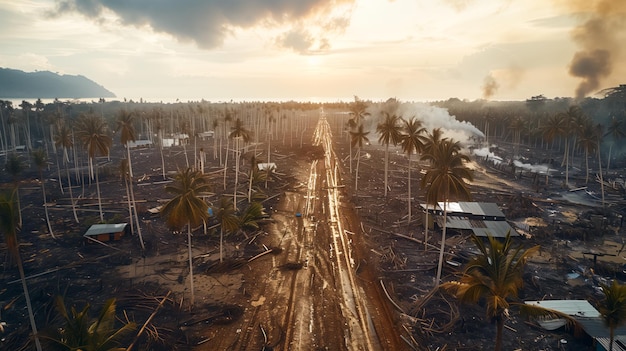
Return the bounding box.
[202,109,405,350]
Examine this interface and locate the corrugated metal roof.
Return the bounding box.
[577,318,626,339]
[425,202,505,218]
[596,336,626,351]
[524,300,600,318]
[435,217,519,237]
[84,223,128,237]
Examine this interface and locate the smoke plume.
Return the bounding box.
[482,72,499,100]
[366,101,484,145]
[563,0,626,99]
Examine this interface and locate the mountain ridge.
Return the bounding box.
[0,67,116,99]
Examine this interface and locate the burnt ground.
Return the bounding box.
[1,109,625,350]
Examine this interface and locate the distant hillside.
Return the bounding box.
[0,67,115,99]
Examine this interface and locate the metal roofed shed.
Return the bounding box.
[525,300,626,351]
[257,163,277,171]
[435,217,519,238]
[84,223,129,243]
[423,202,517,237]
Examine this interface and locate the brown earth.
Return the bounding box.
[1,108,625,350]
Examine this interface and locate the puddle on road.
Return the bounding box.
[251,295,266,307]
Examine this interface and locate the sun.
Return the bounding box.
[306,55,322,67]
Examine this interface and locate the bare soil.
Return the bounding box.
[1,109,625,350]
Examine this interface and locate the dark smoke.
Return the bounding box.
[482,73,499,100]
[569,49,611,99]
[565,0,626,99]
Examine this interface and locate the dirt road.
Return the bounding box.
[203,109,404,350]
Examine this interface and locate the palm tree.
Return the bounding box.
[557,106,581,188]
[347,97,370,129]
[115,109,137,178]
[576,119,597,184]
[421,139,473,286]
[441,232,539,351]
[212,196,240,263]
[595,123,607,207]
[604,115,625,175]
[229,118,252,210]
[238,202,267,233]
[161,168,211,306]
[598,280,626,351]
[399,117,426,223]
[120,159,145,251]
[5,152,24,225]
[75,114,112,222]
[54,123,79,223]
[31,148,55,239]
[0,189,43,351]
[376,112,402,197]
[422,128,448,250]
[19,100,34,151]
[349,124,370,192]
[540,113,566,185]
[346,97,370,174]
[41,297,136,351]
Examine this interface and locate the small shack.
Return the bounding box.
[422,202,518,237]
[257,163,277,171]
[84,223,129,244]
[198,131,214,140]
[128,140,153,148]
[525,299,626,351]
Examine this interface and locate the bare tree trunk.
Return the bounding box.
[16,250,42,351]
[96,161,104,222]
[39,171,55,239]
[435,196,448,286]
[187,223,195,306]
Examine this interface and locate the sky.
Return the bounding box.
[0,0,625,102]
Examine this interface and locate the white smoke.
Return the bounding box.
[472,147,503,165]
[366,102,484,145]
[472,147,553,175]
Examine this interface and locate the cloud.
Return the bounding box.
[51,0,355,51]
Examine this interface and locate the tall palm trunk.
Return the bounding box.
[223,138,229,190]
[95,161,104,222]
[383,143,389,197]
[495,317,504,351]
[407,154,412,223]
[355,147,361,191]
[128,174,145,251]
[126,142,134,178]
[124,173,135,236]
[65,163,79,223]
[220,227,224,263]
[16,251,43,351]
[435,185,450,286]
[234,138,240,210]
[187,223,195,305]
[38,169,55,239]
[159,129,166,180]
[597,140,606,208]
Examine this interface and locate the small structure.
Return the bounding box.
[84,223,129,243]
[162,133,189,147]
[257,163,277,171]
[198,131,214,140]
[525,299,626,351]
[128,140,153,148]
[422,202,518,237]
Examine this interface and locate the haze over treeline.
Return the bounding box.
[1,85,624,159]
